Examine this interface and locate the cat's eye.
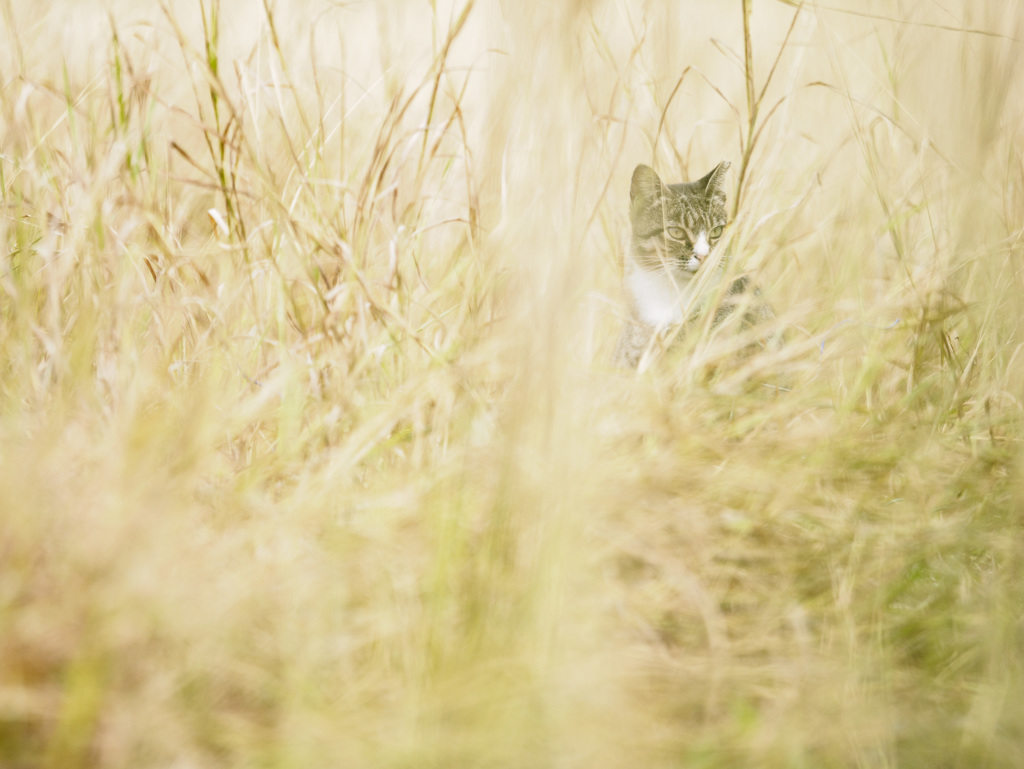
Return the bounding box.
[666,226,687,241]
[710,225,724,239]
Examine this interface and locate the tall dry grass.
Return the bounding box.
[1,1,1023,767]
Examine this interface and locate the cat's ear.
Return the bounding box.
[630,164,666,205]
[697,160,731,200]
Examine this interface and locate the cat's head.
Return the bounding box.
[629,161,730,274]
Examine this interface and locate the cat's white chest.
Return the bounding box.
[625,268,695,328]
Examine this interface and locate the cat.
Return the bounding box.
[613,161,773,368]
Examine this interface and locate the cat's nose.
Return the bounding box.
[693,233,710,259]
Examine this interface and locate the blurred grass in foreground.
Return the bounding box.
[1,1,1023,767]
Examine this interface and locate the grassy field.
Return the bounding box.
[2,1,1023,767]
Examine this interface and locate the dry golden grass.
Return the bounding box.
[2,1,1023,767]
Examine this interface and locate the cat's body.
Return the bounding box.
[613,162,773,368]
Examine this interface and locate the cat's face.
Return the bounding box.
[629,162,730,275]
